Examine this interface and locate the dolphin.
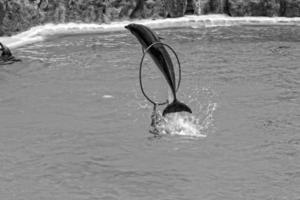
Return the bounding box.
[125,23,192,116]
[0,42,12,59]
[0,42,21,64]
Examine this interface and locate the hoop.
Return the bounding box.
[139,42,181,106]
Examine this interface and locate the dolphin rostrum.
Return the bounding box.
[125,23,192,116]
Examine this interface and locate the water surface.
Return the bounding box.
[0,24,300,199]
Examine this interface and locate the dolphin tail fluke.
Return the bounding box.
[162,99,192,116]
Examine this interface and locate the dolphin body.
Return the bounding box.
[0,42,21,65]
[125,23,192,116]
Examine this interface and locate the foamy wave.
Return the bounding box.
[1,14,300,49]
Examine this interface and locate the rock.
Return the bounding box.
[38,0,48,10]
[144,0,162,18]
[0,0,5,24]
[150,0,166,18]
[200,0,214,14]
[0,0,299,35]
[227,0,245,16]
[187,0,227,15]
[164,0,187,17]
[280,0,300,17]
[55,2,66,23]
[228,0,280,16]
[0,0,4,36]
[190,0,201,15]
[249,0,280,16]
[130,0,145,19]
[84,5,96,22]
[2,0,40,33]
[118,0,135,19]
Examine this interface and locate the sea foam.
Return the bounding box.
[1,15,300,49]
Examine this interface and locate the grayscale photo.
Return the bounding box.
[0,0,299,199]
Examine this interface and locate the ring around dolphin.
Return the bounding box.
[125,23,192,116]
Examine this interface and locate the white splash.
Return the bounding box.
[163,113,207,137]
[1,15,300,49]
[150,102,217,138]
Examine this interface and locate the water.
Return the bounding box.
[0,19,300,199]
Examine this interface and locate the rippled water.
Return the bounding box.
[0,24,300,199]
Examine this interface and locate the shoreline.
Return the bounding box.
[1,14,300,49]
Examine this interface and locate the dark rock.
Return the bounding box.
[249,0,280,16]
[0,0,299,35]
[119,0,135,19]
[152,0,166,18]
[0,0,5,35]
[228,0,280,16]
[144,0,164,18]
[130,0,145,19]
[227,0,245,16]
[185,0,194,14]
[0,0,5,22]
[3,0,39,33]
[280,0,300,17]
[164,0,187,17]
[209,0,226,13]
[198,0,210,14]
[223,0,231,15]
